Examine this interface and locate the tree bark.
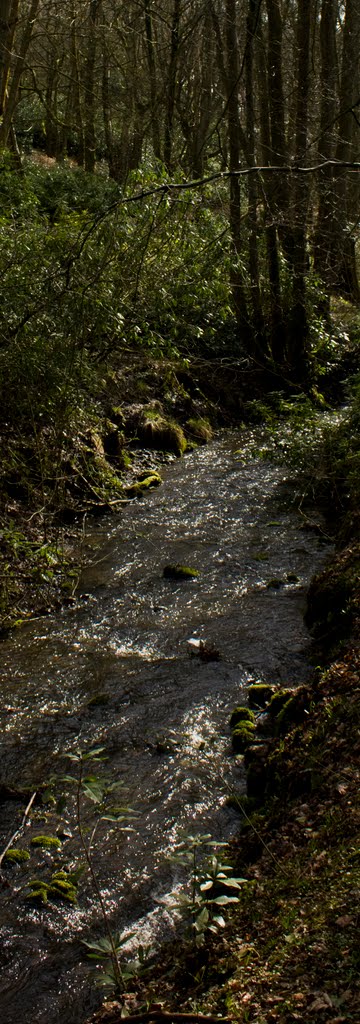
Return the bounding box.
[83,0,101,173]
[164,0,181,170]
[224,0,250,344]
[0,0,39,150]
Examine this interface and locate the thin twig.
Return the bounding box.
[0,791,37,867]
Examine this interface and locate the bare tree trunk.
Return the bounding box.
[224,0,250,345]
[313,0,337,303]
[0,0,18,116]
[256,11,285,363]
[144,0,161,162]
[332,0,360,300]
[288,0,312,379]
[83,0,101,173]
[245,0,264,345]
[164,0,181,170]
[0,0,39,149]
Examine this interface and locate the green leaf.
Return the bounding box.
[195,906,209,931]
[212,895,240,905]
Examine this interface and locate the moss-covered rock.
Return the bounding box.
[26,870,78,905]
[229,706,255,729]
[3,847,30,865]
[163,564,200,580]
[248,684,274,709]
[30,834,62,851]
[127,403,187,455]
[186,418,213,443]
[232,721,256,753]
[268,689,293,717]
[126,471,162,497]
[274,688,310,736]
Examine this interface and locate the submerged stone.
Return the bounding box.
[163,564,200,580]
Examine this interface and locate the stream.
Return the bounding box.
[0,430,331,1024]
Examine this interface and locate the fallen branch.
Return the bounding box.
[123,1014,232,1024]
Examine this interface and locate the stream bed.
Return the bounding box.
[0,430,331,1024]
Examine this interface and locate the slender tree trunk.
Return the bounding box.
[313,0,337,303]
[256,15,285,363]
[332,0,360,300]
[83,0,101,173]
[144,0,161,161]
[265,0,289,241]
[225,0,250,345]
[164,0,181,170]
[245,0,264,345]
[288,0,312,379]
[0,0,39,149]
[0,0,18,115]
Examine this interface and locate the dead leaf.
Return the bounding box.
[335,915,354,927]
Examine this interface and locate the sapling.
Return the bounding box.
[60,746,140,993]
[169,832,247,948]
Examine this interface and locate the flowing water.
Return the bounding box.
[0,430,331,1023]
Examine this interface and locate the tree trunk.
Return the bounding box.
[288,0,312,380]
[83,0,101,174]
[0,0,18,116]
[256,14,285,364]
[245,0,264,346]
[313,0,338,303]
[332,0,360,300]
[144,0,161,162]
[164,0,181,170]
[0,0,39,149]
[224,0,250,345]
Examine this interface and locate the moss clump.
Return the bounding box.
[126,471,162,497]
[232,721,256,753]
[30,834,62,851]
[26,880,49,904]
[269,689,293,716]
[26,870,78,905]
[275,689,309,736]
[248,684,274,709]
[87,692,109,707]
[137,407,187,455]
[3,847,30,865]
[229,706,255,729]
[186,418,213,443]
[163,563,200,580]
[49,871,78,904]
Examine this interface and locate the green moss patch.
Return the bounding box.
[126,471,162,497]
[163,564,200,580]
[248,683,274,708]
[229,706,255,729]
[186,418,213,443]
[3,847,30,865]
[30,834,62,851]
[231,721,256,753]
